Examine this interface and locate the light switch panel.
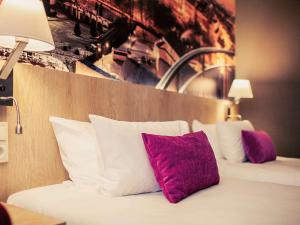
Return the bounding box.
[0,122,8,163]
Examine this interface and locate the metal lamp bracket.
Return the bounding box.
[0,39,28,106]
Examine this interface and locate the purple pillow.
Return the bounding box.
[242,130,276,163]
[142,131,219,203]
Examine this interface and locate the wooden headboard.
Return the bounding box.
[0,64,229,201]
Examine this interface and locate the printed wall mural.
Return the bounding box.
[0,0,235,98]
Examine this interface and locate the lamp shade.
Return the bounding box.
[0,0,54,52]
[228,79,253,99]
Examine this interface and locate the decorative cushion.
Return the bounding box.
[242,130,276,163]
[142,131,220,203]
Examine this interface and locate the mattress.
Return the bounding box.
[7,178,300,225]
[218,156,300,186]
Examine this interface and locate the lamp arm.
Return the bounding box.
[0,96,22,134]
[0,39,28,80]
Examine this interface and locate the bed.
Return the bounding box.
[2,65,300,225]
[7,178,300,225]
[217,156,300,186]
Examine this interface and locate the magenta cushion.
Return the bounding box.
[242,130,276,163]
[142,131,219,203]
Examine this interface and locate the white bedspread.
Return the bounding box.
[218,156,300,186]
[8,178,300,225]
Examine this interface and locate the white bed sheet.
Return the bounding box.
[218,156,300,186]
[7,179,300,225]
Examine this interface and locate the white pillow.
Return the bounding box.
[50,117,101,187]
[192,120,222,159]
[217,120,254,162]
[89,115,190,197]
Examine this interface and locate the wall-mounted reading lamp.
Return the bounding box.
[0,0,54,133]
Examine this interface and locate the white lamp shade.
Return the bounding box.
[0,0,55,52]
[228,79,253,99]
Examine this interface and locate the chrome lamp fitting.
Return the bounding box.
[0,96,22,134]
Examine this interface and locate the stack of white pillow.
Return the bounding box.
[50,115,253,197]
[192,119,254,162]
[50,116,189,197]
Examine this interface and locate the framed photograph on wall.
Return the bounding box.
[0,0,235,98]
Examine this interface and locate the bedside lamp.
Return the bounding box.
[0,0,55,134]
[0,0,55,102]
[227,79,253,120]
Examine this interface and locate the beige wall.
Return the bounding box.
[236,0,300,157]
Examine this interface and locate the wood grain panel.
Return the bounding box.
[2,203,66,225]
[0,64,229,201]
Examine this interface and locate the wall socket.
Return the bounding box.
[0,122,8,163]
